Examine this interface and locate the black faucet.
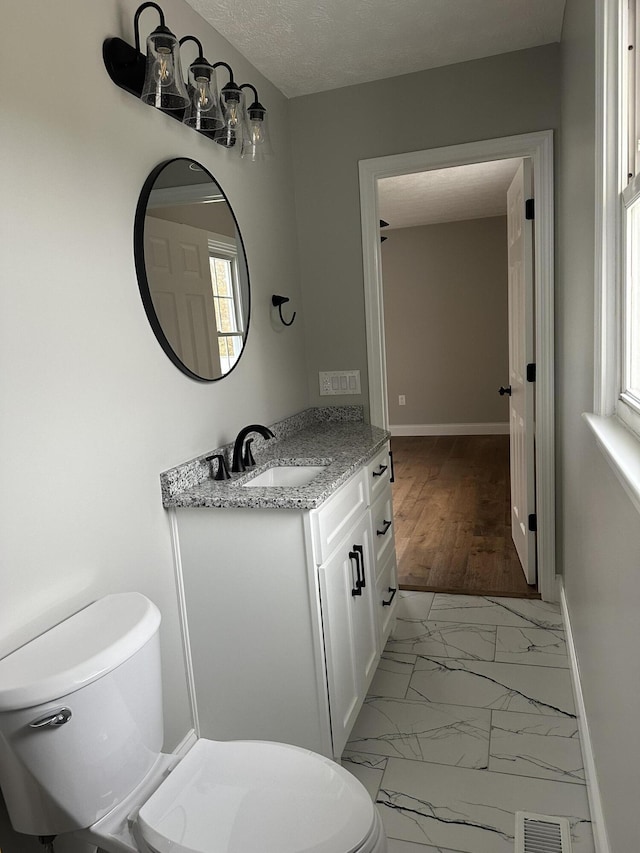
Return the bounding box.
[231,424,275,473]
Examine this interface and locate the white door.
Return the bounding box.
[506,160,536,584]
[144,216,222,378]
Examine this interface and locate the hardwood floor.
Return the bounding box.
[391,435,539,598]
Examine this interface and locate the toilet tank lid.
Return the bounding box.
[0,593,161,711]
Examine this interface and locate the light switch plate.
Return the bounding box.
[319,370,361,396]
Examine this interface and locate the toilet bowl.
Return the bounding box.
[0,593,386,853]
[82,738,385,853]
[138,740,384,853]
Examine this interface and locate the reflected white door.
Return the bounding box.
[144,216,221,378]
[506,160,536,584]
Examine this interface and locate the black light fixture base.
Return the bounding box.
[103,37,146,98]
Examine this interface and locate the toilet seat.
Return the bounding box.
[137,739,379,853]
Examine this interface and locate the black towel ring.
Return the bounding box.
[272,294,296,326]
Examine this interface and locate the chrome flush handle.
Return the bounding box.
[29,708,72,728]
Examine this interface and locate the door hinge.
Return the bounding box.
[528,513,537,532]
[525,198,535,220]
[526,363,536,382]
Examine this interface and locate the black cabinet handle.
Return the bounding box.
[389,450,395,483]
[382,587,397,607]
[376,520,392,536]
[348,551,362,596]
[353,544,366,589]
[372,464,388,478]
[498,385,512,396]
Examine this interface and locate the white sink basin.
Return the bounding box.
[242,465,326,488]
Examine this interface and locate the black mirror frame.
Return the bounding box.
[133,157,251,382]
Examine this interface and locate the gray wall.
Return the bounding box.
[290,44,561,414]
[558,2,640,850]
[0,1,308,850]
[382,217,509,428]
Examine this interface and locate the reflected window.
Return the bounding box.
[209,237,244,374]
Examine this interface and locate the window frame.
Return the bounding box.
[620,179,640,429]
[619,0,640,426]
[596,0,637,419]
[208,233,245,373]
[590,0,640,516]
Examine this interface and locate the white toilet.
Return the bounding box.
[0,592,386,853]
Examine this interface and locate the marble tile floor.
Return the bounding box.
[342,591,593,853]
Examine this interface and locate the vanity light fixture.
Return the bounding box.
[240,84,273,162]
[103,2,188,109]
[102,2,271,159]
[138,3,189,110]
[179,36,224,132]
[213,63,244,149]
[141,14,189,110]
[272,295,296,327]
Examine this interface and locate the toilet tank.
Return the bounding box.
[0,593,163,836]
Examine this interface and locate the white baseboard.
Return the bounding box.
[390,422,510,436]
[560,581,611,853]
[172,727,198,756]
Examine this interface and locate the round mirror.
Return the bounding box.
[134,158,250,381]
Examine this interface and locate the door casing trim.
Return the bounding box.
[358,130,556,602]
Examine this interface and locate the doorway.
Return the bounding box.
[359,131,557,602]
[391,434,539,597]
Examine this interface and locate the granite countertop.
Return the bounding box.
[161,408,390,510]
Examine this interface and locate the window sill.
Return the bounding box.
[583,412,640,516]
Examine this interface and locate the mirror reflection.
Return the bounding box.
[135,158,250,381]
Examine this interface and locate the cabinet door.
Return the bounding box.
[318,515,379,757]
[311,469,367,565]
[352,520,380,691]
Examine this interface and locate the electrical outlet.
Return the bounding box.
[399,394,406,405]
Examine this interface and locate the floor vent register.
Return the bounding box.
[515,811,572,853]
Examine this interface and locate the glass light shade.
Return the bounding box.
[241,103,273,162]
[141,25,189,111]
[183,62,224,131]
[214,85,244,150]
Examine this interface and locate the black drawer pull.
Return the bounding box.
[348,551,362,596]
[382,587,397,607]
[353,544,366,589]
[376,520,392,536]
[372,464,388,478]
[389,450,395,483]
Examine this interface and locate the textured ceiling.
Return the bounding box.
[185,0,566,97]
[378,159,522,229]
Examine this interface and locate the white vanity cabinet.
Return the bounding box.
[171,444,398,760]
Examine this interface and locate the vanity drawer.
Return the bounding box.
[311,468,367,564]
[370,486,395,576]
[366,444,392,505]
[376,550,399,647]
